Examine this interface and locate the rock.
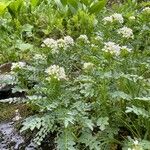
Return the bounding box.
[0,62,12,73]
[0,74,14,100]
[0,63,26,100]
[0,63,13,99]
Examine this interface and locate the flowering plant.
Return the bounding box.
[0,1,150,150]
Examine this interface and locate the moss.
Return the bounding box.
[0,103,33,123]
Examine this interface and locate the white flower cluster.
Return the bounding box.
[128,139,142,150]
[103,13,124,24]
[142,7,150,13]
[64,36,74,46]
[33,54,47,61]
[83,62,94,70]
[113,13,124,23]
[41,36,74,54]
[57,36,74,49]
[41,38,58,53]
[78,34,90,43]
[117,26,134,39]
[102,42,132,55]
[11,62,26,71]
[45,65,66,80]
[57,38,66,49]
[102,42,121,55]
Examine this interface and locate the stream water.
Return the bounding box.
[0,122,23,150]
[0,122,36,150]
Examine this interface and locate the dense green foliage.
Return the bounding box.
[0,0,150,149]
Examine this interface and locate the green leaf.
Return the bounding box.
[15,40,33,51]
[79,130,101,150]
[80,0,90,6]
[97,117,109,131]
[20,116,42,132]
[68,0,78,9]
[84,118,94,130]
[60,0,67,6]
[134,97,150,101]
[89,0,106,14]
[111,91,131,100]
[8,0,23,18]
[57,130,76,150]
[126,105,149,118]
[54,0,63,8]
[54,0,68,13]
[30,0,40,8]
[141,140,150,149]
[64,113,75,128]
[0,1,11,15]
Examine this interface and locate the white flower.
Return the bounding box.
[57,36,74,49]
[117,26,134,39]
[121,46,132,52]
[142,7,150,13]
[103,16,113,24]
[83,62,94,70]
[64,36,74,46]
[91,44,98,48]
[133,140,139,145]
[102,42,121,55]
[11,62,26,70]
[129,16,135,20]
[112,13,124,23]
[57,39,66,48]
[33,54,46,60]
[78,35,90,43]
[128,148,135,150]
[41,38,58,54]
[45,65,66,80]
[42,36,74,53]
[103,13,124,24]
[95,35,103,41]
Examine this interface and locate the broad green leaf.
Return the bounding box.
[54,0,68,13]
[60,0,67,6]
[89,0,106,14]
[54,0,63,9]
[19,43,33,51]
[0,1,11,15]
[30,0,40,8]
[15,40,33,51]
[80,0,90,6]
[141,140,150,149]
[8,0,23,18]
[68,0,78,9]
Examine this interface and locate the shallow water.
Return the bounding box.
[0,122,36,150]
[0,122,24,150]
